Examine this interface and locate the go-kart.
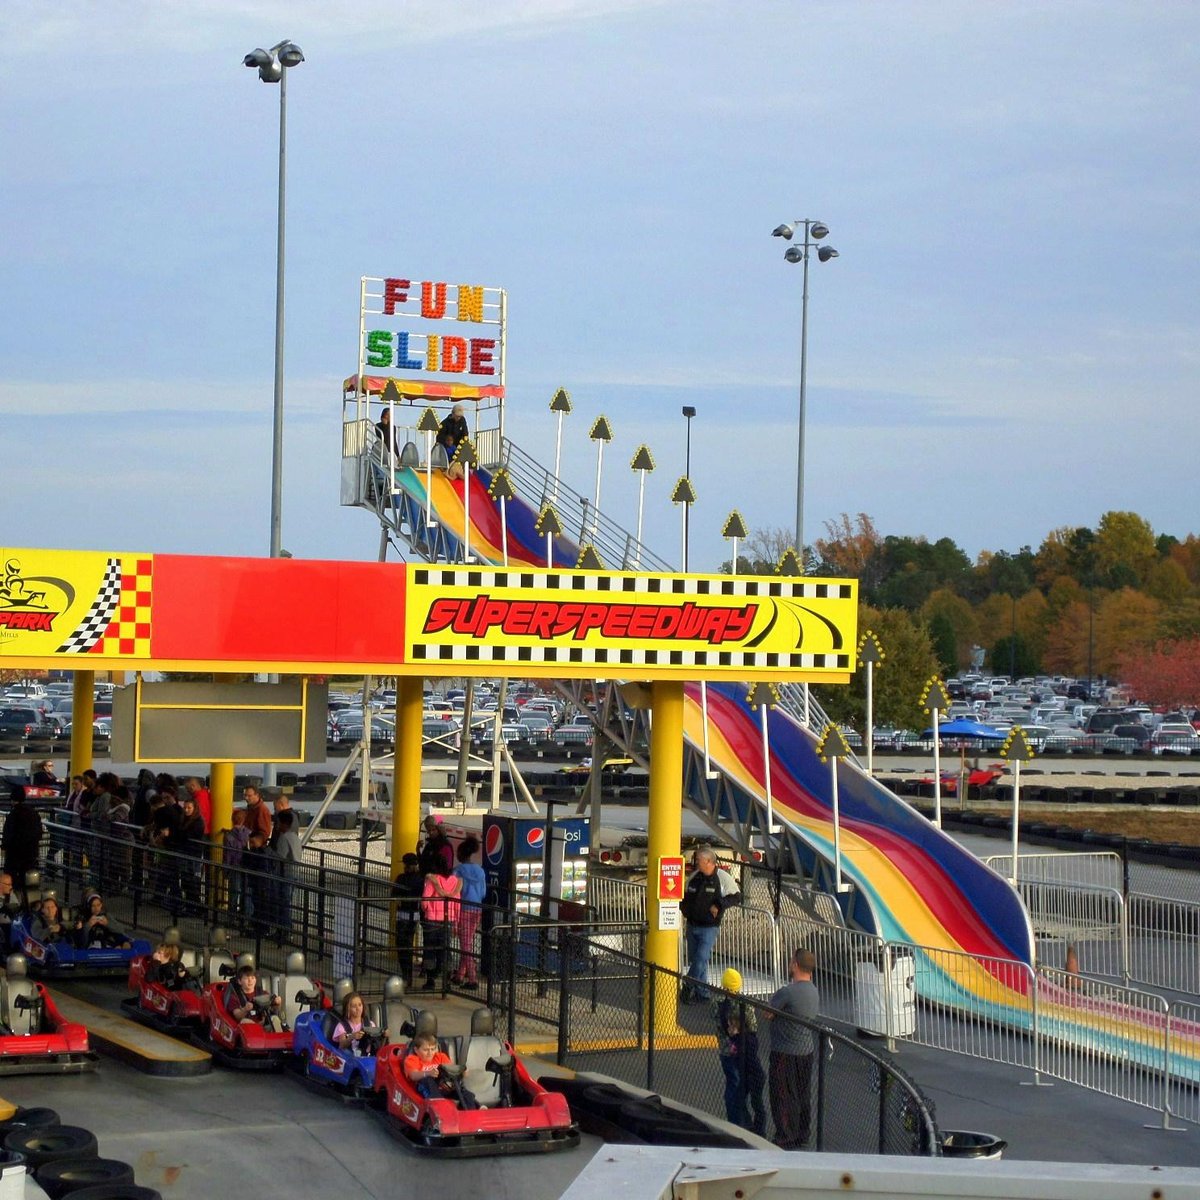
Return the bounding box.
[0,955,97,1075]
[11,914,151,980]
[199,953,328,1071]
[120,952,206,1036]
[372,1008,579,1157]
[120,927,238,1036]
[292,976,413,1104]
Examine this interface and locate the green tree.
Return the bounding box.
[990,632,1039,678]
[814,605,941,734]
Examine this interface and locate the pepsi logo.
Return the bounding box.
[525,826,545,851]
[485,824,505,865]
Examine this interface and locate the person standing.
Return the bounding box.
[391,853,424,988]
[765,948,819,1150]
[32,760,59,787]
[420,863,461,991]
[712,967,766,1135]
[242,785,273,843]
[271,809,301,937]
[2,786,43,888]
[679,847,729,1003]
[451,836,486,988]
[185,777,212,834]
[418,814,454,878]
[437,403,470,480]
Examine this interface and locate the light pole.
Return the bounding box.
[681,405,696,570]
[245,39,303,791]
[773,219,839,563]
[244,39,305,562]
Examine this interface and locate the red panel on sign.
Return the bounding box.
[152,555,406,665]
[658,856,685,902]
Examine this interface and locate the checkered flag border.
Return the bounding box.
[54,557,122,654]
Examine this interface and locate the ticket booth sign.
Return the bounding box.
[658,857,685,902]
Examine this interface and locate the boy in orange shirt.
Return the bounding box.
[404,1032,477,1108]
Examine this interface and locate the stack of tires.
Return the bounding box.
[0,1107,160,1200]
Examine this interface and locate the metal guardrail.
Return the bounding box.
[983,851,1124,891]
[486,923,941,1156]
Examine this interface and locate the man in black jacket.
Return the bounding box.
[679,847,730,1004]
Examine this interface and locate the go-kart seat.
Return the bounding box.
[277,952,318,1029]
[381,976,415,1045]
[203,930,236,984]
[461,1007,513,1108]
[2,956,40,1036]
[399,441,420,469]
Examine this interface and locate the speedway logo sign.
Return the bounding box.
[406,566,857,681]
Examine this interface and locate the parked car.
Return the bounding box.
[1151,725,1200,755]
[0,708,42,745]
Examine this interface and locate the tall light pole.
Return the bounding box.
[244,39,305,562]
[681,405,696,570]
[246,40,303,790]
[773,219,839,564]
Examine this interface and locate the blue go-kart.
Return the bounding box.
[11,910,152,980]
[292,976,414,1105]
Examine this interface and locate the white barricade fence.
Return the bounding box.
[1034,965,1171,1118]
[1167,999,1200,1127]
[1126,892,1200,996]
[1017,882,1128,983]
[983,850,1123,891]
[589,873,646,924]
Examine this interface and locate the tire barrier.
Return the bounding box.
[36,1157,136,1200]
[1,1126,98,1170]
[64,1187,162,1200]
[0,1107,60,1136]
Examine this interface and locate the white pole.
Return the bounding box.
[546,531,553,569]
[593,440,605,540]
[831,753,843,891]
[553,410,564,504]
[700,681,712,777]
[802,682,811,727]
[462,459,472,563]
[865,660,875,777]
[424,430,434,535]
[1011,757,1021,884]
[730,535,739,573]
[760,702,777,835]
[932,708,943,828]
[635,470,646,567]
[500,497,509,567]
[680,505,687,572]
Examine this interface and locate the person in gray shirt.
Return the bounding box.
[765,947,819,1149]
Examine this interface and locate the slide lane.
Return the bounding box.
[392,466,579,566]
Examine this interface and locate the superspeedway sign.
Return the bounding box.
[405,567,857,681]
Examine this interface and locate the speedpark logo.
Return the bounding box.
[421,596,757,645]
[0,557,74,633]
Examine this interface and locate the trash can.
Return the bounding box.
[940,1130,1007,1159]
[854,948,915,1038]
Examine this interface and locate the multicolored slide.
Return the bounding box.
[383,462,1200,1078]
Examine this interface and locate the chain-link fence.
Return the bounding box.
[485,922,940,1156]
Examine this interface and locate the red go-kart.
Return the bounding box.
[372,1008,579,1157]
[199,955,328,1071]
[0,955,97,1075]
[121,952,206,1036]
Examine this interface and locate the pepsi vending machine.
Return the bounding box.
[483,814,590,916]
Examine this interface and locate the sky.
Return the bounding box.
[3,1,1198,574]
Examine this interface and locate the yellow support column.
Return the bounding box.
[210,762,234,838]
[70,671,95,778]
[392,677,424,876]
[646,679,684,1031]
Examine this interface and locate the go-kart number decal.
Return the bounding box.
[23,937,45,962]
[312,1043,345,1073]
[214,1017,235,1041]
[400,1096,421,1123]
[142,985,169,1013]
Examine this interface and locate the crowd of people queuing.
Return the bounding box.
[2,768,305,940]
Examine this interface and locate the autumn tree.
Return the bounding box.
[1116,640,1200,708]
[813,513,884,592]
[1094,511,1158,589]
[1145,558,1192,605]
[1094,588,1161,674]
[719,526,801,574]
